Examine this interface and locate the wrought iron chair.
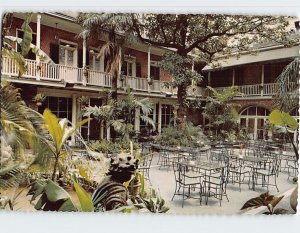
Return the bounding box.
[138,153,154,183]
[171,162,203,207]
[202,167,229,206]
[253,157,280,192]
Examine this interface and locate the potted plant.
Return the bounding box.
[33,93,46,106]
[78,96,89,108]
[148,76,154,85]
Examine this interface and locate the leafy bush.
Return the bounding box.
[155,122,208,147]
[89,139,139,154]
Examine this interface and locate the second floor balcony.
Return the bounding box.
[2,56,295,99]
[1,57,200,97]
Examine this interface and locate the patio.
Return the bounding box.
[143,145,297,214]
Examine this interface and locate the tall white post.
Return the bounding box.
[82,37,87,86]
[261,65,264,96]
[36,14,41,81]
[71,94,77,144]
[147,46,151,93]
[152,103,157,131]
[106,125,111,141]
[158,102,162,134]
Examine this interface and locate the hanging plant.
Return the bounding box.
[32,93,46,106]
[78,96,89,108]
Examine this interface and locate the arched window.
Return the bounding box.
[239,106,270,140]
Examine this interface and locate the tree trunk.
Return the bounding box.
[176,83,188,129]
[111,71,118,101]
[51,157,59,181]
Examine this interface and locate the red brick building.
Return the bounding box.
[2,13,299,142]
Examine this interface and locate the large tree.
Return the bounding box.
[78,13,295,127]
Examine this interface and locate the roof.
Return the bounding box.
[202,43,300,72]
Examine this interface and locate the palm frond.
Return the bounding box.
[276,58,299,112]
[0,166,23,190]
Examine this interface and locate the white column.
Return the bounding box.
[36,14,41,81]
[208,72,211,86]
[147,46,151,93]
[106,125,111,141]
[232,69,235,86]
[158,102,162,134]
[191,60,195,86]
[261,65,264,96]
[134,107,140,133]
[100,122,104,139]
[82,37,87,86]
[118,50,122,79]
[71,94,77,144]
[152,103,157,131]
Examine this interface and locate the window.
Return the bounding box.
[16,29,36,60]
[239,106,270,140]
[150,61,160,80]
[38,96,72,123]
[59,41,77,67]
[89,49,104,71]
[161,104,174,128]
[121,55,136,77]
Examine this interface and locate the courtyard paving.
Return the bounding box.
[148,152,297,215]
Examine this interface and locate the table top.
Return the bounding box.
[230,154,268,163]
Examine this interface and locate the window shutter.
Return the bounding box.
[49,43,59,64]
[136,62,142,78]
[78,49,83,68]
[86,50,90,66]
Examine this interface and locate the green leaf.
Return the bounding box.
[270,196,284,208]
[43,109,63,153]
[73,181,93,212]
[44,180,71,202]
[273,208,290,215]
[78,165,91,183]
[269,109,298,131]
[241,196,265,210]
[20,13,33,56]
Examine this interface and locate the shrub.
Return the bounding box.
[154,122,207,147]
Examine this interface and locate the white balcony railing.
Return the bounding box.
[214,82,297,97]
[1,56,205,97]
[121,75,148,91]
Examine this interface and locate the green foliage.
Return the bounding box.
[84,88,153,139]
[20,13,33,56]
[78,96,89,106]
[27,180,93,212]
[203,86,242,141]
[42,109,91,180]
[269,109,299,160]
[73,181,94,212]
[155,122,207,147]
[269,109,298,131]
[160,52,202,87]
[241,191,289,215]
[32,93,46,103]
[27,180,77,211]
[0,166,23,190]
[88,139,139,154]
[276,58,299,112]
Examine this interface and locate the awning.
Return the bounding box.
[202,45,299,72]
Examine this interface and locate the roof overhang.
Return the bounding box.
[202,44,300,72]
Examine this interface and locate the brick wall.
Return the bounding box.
[235,64,262,85]
[232,99,276,113]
